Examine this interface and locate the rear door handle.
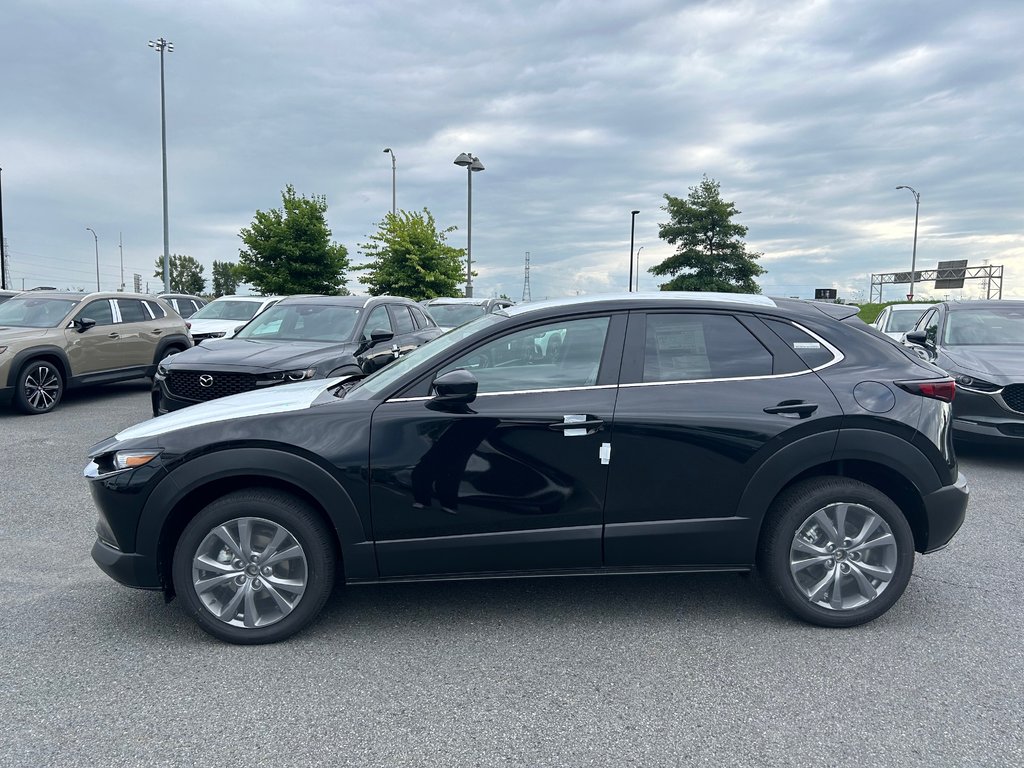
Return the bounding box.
[549,419,604,430]
[763,401,818,418]
[107,332,120,339]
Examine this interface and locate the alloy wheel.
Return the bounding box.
[24,364,62,411]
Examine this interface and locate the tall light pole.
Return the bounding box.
[149,37,173,294]
[896,185,920,301]
[86,227,99,291]
[629,210,640,292]
[0,166,6,290]
[383,148,396,217]
[454,152,484,298]
[634,246,644,292]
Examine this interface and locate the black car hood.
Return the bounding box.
[166,338,359,372]
[943,345,1024,379]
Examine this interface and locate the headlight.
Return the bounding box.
[952,373,1001,392]
[114,450,162,470]
[157,363,170,377]
[264,368,317,382]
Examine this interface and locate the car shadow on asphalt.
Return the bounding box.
[0,379,153,419]
[955,439,1024,468]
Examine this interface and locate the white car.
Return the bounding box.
[873,303,935,340]
[186,295,284,343]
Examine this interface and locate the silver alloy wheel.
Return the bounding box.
[24,365,61,410]
[191,516,308,628]
[789,502,898,611]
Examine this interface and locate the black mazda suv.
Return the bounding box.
[87,293,968,644]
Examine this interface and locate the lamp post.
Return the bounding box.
[0,166,6,290]
[86,227,99,291]
[454,152,485,298]
[634,246,644,292]
[895,185,920,301]
[149,37,173,294]
[629,210,640,292]
[383,148,396,217]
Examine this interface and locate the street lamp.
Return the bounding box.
[895,185,920,301]
[454,152,485,298]
[149,37,173,294]
[0,166,6,290]
[634,246,644,292]
[629,210,640,292]
[383,148,396,217]
[86,227,99,291]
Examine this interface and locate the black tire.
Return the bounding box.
[758,477,915,628]
[172,489,335,644]
[14,360,64,414]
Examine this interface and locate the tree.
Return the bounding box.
[211,260,242,298]
[237,185,349,295]
[153,253,206,295]
[650,176,765,293]
[357,209,466,300]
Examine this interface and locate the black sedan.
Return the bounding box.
[153,294,442,414]
[904,300,1024,441]
[87,292,968,644]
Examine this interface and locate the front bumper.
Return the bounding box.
[91,539,162,590]
[920,471,969,553]
[952,388,1024,441]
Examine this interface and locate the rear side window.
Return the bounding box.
[410,306,434,328]
[116,299,147,323]
[643,314,772,382]
[762,318,836,370]
[390,305,416,334]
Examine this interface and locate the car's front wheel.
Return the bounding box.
[172,489,335,644]
[14,360,64,414]
[759,477,914,627]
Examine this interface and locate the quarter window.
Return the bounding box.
[438,316,610,394]
[642,314,772,382]
[762,318,836,369]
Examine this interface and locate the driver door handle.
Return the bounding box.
[107,332,120,339]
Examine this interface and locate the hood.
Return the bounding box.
[943,346,1024,379]
[187,318,247,335]
[116,376,345,441]
[165,338,359,372]
[0,327,53,343]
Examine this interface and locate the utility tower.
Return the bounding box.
[522,251,532,302]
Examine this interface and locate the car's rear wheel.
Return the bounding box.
[14,360,64,414]
[172,489,335,644]
[758,477,914,627]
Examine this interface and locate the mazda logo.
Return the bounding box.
[199,374,214,388]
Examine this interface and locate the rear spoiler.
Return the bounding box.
[769,297,861,321]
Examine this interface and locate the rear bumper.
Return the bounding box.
[920,471,969,553]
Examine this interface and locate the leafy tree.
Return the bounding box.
[357,209,466,300]
[237,185,349,295]
[650,176,765,293]
[211,260,242,298]
[153,253,206,295]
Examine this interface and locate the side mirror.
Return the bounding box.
[233,325,245,335]
[369,328,394,345]
[74,317,97,333]
[430,369,478,409]
[904,330,929,347]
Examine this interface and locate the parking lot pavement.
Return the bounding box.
[2,385,1023,767]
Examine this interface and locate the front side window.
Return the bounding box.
[437,316,610,394]
[643,314,772,382]
[913,309,939,345]
[75,300,114,327]
[363,306,393,337]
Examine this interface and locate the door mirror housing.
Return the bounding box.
[368,328,394,345]
[430,369,478,408]
[904,329,930,347]
[73,317,97,333]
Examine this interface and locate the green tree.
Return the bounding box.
[211,260,242,298]
[237,185,349,295]
[153,253,206,295]
[650,176,765,293]
[357,208,465,300]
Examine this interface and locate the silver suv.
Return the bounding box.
[0,291,192,414]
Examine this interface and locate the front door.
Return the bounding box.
[369,314,623,577]
[64,299,119,376]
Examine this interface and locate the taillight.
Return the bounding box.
[896,378,956,402]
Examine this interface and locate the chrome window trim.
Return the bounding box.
[388,383,618,404]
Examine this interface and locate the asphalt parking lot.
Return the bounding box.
[2,381,1023,767]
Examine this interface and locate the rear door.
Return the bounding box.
[602,310,843,567]
[114,298,160,368]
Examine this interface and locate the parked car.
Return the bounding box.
[151,294,442,415]
[0,291,191,414]
[872,302,935,340]
[186,295,284,343]
[422,297,513,330]
[904,300,1024,441]
[87,292,967,643]
[158,293,207,319]
[0,289,20,305]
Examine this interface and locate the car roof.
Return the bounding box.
[12,291,160,302]
[207,294,283,302]
[889,302,936,310]
[943,300,1024,310]
[425,297,491,305]
[504,291,776,318]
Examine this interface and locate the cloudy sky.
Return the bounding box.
[2,0,1022,302]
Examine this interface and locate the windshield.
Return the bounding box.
[943,307,1024,345]
[426,303,487,327]
[235,303,360,343]
[346,313,505,399]
[0,297,78,328]
[191,299,265,321]
[885,308,927,333]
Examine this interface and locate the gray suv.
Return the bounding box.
[0,291,192,414]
